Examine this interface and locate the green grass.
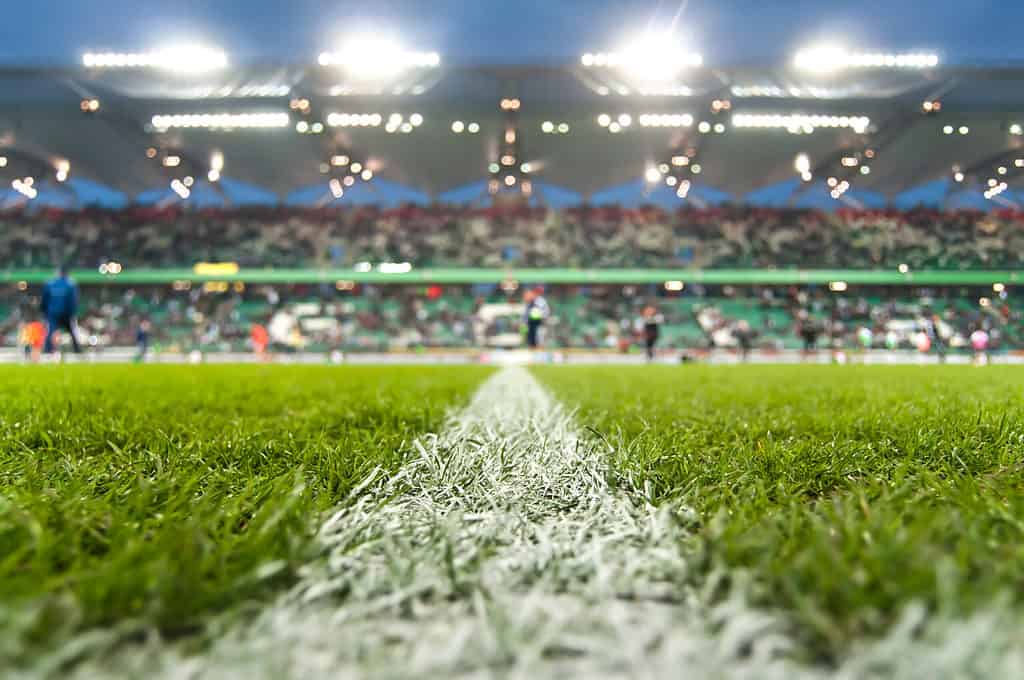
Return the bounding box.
[0,364,490,665]
[535,365,1024,662]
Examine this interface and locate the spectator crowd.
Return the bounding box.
[3,204,1024,271]
[2,280,1018,355]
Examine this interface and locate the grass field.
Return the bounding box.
[4,363,1024,675]
[538,365,1024,663]
[0,364,492,667]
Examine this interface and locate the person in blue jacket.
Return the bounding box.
[41,266,81,354]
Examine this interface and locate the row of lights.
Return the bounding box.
[325,112,422,128]
[638,113,694,128]
[83,47,229,73]
[793,47,939,73]
[984,182,1009,200]
[942,125,970,135]
[11,178,37,200]
[151,113,290,130]
[451,121,481,134]
[295,121,325,134]
[317,49,439,69]
[540,121,571,134]
[580,50,703,68]
[828,178,851,200]
[698,121,727,134]
[732,113,871,133]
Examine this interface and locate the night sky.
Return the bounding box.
[1,0,1020,65]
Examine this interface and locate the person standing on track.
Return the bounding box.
[523,287,549,349]
[921,309,946,364]
[796,311,820,359]
[733,319,755,362]
[41,266,81,355]
[971,327,990,366]
[639,305,664,361]
[135,319,152,363]
[19,320,45,362]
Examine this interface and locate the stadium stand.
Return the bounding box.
[3,205,1024,270]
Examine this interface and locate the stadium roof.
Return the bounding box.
[4,54,1024,208]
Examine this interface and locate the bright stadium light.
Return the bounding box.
[582,33,702,81]
[318,37,440,79]
[55,159,71,183]
[83,44,228,73]
[11,178,37,200]
[151,113,290,130]
[794,153,811,174]
[209,150,224,179]
[793,45,939,73]
[644,167,663,183]
[170,179,190,199]
[329,178,344,199]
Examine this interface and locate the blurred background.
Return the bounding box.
[4,0,1024,362]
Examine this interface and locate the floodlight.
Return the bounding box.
[584,34,702,81]
[170,179,190,199]
[794,153,811,174]
[83,44,227,73]
[794,45,939,72]
[11,178,37,199]
[318,37,439,80]
[151,113,289,130]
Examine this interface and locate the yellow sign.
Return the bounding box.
[193,262,240,276]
